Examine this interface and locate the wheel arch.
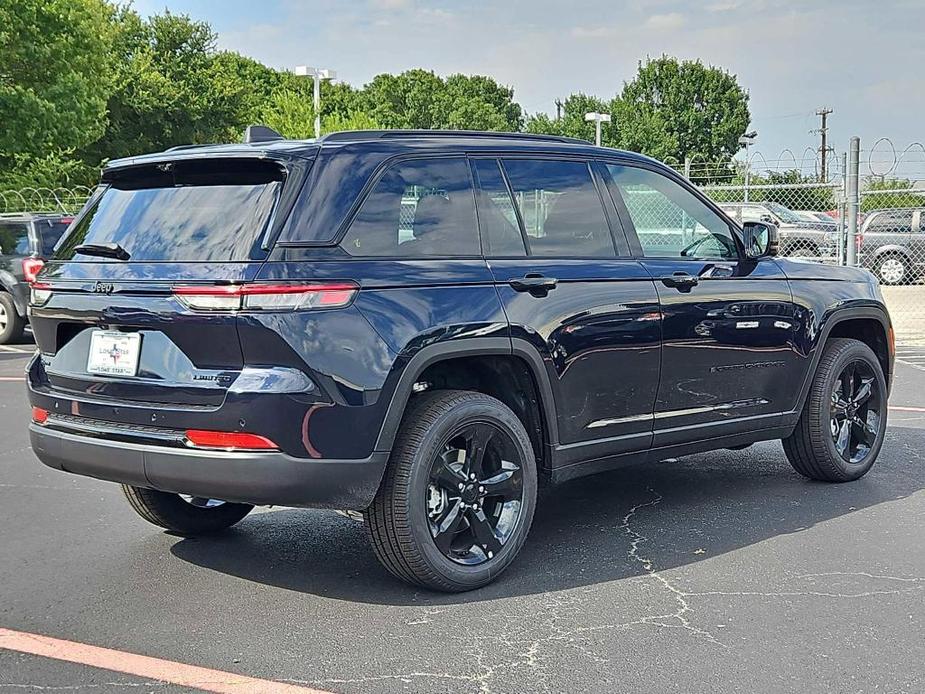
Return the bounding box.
[373,337,559,476]
[794,307,893,417]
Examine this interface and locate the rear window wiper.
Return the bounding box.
[74,242,131,261]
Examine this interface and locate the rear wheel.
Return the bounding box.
[0,292,25,345]
[782,338,887,482]
[365,390,537,592]
[875,254,909,285]
[121,485,253,535]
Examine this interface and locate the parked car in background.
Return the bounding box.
[795,210,839,230]
[823,207,925,285]
[0,213,72,343]
[26,129,894,591]
[718,202,830,258]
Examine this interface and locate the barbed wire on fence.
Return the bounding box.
[0,186,94,215]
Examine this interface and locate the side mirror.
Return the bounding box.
[759,214,779,227]
[743,221,779,259]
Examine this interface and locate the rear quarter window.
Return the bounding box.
[340,157,479,257]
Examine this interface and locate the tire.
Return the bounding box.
[0,292,25,345]
[365,390,538,592]
[782,338,887,482]
[121,485,253,536]
[875,253,908,285]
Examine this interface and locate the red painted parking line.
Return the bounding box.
[0,376,25,381]
[0,628,332,694]
[890,405,925,413]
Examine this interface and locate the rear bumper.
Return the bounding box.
[30,424,389,510]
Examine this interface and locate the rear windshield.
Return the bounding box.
[56,159,284,262]
[35,218,73,256]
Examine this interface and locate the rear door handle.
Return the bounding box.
[661,272,700,291]
[509,275,558,297]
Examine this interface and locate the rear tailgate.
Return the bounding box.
[30,156,298,407]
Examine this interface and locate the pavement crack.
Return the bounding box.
[618,487,726,647]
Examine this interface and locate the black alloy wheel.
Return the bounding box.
[425,422,525,565]
[829,359,883,465]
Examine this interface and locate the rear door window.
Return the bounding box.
[501,159,615,257]
[55,159,284,262]
[471,159,525,257]
[341,157,479,257]
[866,210,914,233]
[0,223,30,256]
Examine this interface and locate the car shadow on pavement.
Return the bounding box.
[169,430,925,606]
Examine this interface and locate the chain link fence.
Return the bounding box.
[683,142,925,345]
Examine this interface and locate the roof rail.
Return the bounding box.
[319,129,590,146]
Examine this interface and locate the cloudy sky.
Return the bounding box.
[134,0,924,170]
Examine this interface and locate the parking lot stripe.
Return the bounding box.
[0,345,32,354]
[889,405,925,413]
[0,628,332,694]
[0,376,25,381]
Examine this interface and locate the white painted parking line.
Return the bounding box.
[0,345,33,354]
[0,628,332,694]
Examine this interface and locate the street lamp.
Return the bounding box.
[295,65,337,139]
[584,112,611,147]
[738,131,758,202]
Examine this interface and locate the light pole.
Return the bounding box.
[584,112,611,147]
[295,65,337,139]
[738,131,757,203]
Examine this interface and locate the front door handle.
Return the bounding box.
[661,272,700,291]
[509,274,558,297]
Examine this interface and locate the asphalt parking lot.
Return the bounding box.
[1,338,923,693]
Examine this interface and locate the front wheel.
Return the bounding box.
[782,338,887,482]
[365,390,537,592]
[121,485,253,535]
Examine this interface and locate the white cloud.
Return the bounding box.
[644,12,685,30]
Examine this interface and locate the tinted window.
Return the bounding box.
[866,210,914,233]
[56,160,282,262]
[341,158,478,257]
[35,218,73,256]
[0,223,30,256]
[471,159,525,256]
[501,159,614,257]
[608,164,737,259]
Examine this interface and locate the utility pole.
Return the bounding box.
[555,98,564,120]
[813,107,833,181]
[584,112,611,147]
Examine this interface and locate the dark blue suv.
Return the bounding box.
[27,130,894,591]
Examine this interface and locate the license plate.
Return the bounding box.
[87,331,142,377]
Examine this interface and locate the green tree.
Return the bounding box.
[83,9,259,163]
[0,0,116,184]
[615,56,750,165]
[361,69,522,131]
[525,93,610,143]
[861,178,925,212]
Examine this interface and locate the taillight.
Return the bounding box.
[184,429,278,451]
[22,257,45,283]
[172,282,358,312]
[30,282,52,306]
[856,233,864,251]
[31,407,49,424]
